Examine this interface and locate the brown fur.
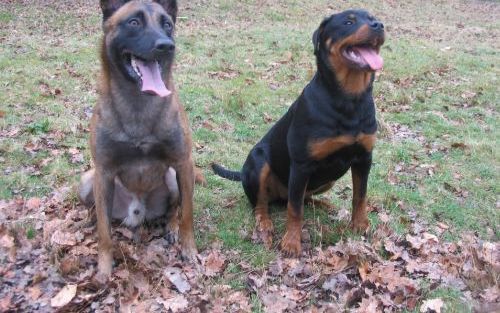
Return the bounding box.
[281,202,304,256]
[327,25,374,95]
[87,0,197,279]
[309,133,377,160]
[351,171,369,231]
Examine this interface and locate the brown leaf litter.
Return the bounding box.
[0,188,498,312]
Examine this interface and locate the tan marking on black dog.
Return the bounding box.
[253,163,274,248]
[309,133,377,160]
[357,133,377,152]
[281,201,303,256]
[309,135,356,160]
[328,24,373,95]
[351,171,369,232]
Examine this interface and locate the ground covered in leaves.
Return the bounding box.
[1,193,499,312]
[1,0,499,312]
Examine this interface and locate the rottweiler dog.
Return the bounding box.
[212,10,385,256]
[79,0,198,278]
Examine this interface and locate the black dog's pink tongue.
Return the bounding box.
[352,46,383,71]
[134,59,171,97]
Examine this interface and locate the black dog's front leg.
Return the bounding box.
[351,154,372,232]
[281,163,309,256]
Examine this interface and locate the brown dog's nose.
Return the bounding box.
[154,38,175,53]
[370,21,384,30]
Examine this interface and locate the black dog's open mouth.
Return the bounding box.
[124,53,171,97]
[342,43,383,71]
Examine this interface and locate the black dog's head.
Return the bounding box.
[313,10,385,94]
[100,0,178,97]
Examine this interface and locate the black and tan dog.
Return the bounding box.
[78,0,197,278]
[212,10,385,256]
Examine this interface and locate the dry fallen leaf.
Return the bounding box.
[356,297,380,313]
[204,250,226,277]
[157,294,189,313]
[0,294,12,311]
[420,298,444,313]
[164,267,191,294]
[0,232,15,249]
[28,285,42,301]
[50,230,77,247]
[481,286,500,303]
[25,197,41,210]
[261,291,296,313]
[50,284,77,308]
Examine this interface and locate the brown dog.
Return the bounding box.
[80,0,197,278]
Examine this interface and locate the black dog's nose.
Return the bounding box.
[370,21,384,30]
[154,39,175,53]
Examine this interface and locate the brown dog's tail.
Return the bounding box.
[211,163,241,181]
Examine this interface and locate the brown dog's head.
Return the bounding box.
[313,10,385,94]
[100,0,178,97]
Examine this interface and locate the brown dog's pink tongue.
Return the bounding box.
[135,59,171,97]
[353,46,383,71]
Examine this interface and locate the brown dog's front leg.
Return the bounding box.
[94,169,115,278]
[350,156,372,232]
[281,164,309,257]
[175,159,197,260]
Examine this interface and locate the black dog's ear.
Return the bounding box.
[154,0,178,23]
[313,16,333,55]
[312,28,321,55]
[100,0,130,22]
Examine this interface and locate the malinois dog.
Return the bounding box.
[212,10,385,256]
[78,0,197,278]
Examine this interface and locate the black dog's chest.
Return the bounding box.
[307,144,364,190]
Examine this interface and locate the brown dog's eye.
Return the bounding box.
[164,21,173,31]
[128,18,141,27]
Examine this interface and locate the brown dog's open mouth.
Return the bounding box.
[342,44,383,71]
[129,55,172,97]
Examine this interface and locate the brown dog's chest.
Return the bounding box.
[97,124,185,166]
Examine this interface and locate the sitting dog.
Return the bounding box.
[81,0,198,278]
[212,10,385,256]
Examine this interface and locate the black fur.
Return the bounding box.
[211,164,241,181]
[212,10,385,237]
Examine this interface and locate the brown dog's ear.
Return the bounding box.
[154,0,178,23]
[313,15,333,55]
[100,0,131,22]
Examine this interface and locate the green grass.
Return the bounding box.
[0,0,498,311]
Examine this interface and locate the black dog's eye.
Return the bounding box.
[128,18,141,27]
[344,20,354,25]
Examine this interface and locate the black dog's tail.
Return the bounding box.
[211,163,241,181]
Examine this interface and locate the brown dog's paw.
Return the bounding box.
[350,217,370,233]
[97,251,113,280]
[165,219,179,244]
[253,216,274,249]
[180,234,198,262]
[180,245,198,262]
[281,231,302,257]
